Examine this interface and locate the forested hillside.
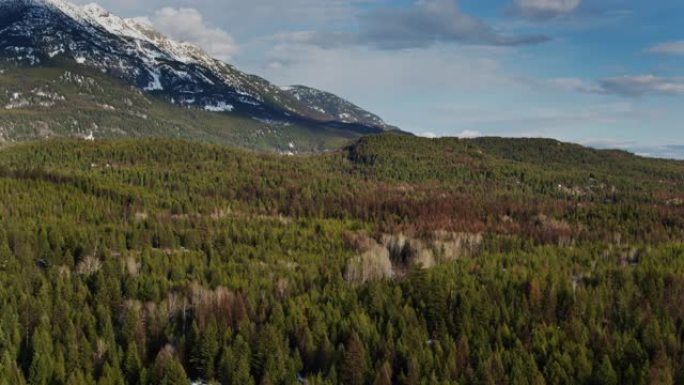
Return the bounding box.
[1,134,684,385]
[0,63,375,153]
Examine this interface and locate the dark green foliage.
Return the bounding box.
[0,136,683,384]
[151,347,190,385]
[189,320,219,380]
[592,356,618,385]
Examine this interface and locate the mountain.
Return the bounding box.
[0,63,376,152]
[281,85,397,131]
[0,0,397,150]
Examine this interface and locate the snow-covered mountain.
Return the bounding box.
[0,0,395,132]
[282,85,396,131]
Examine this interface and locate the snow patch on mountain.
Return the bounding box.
[0,0,395,133]
[283,85,393,130]
[204,101,234,112]
[143,70,163,91]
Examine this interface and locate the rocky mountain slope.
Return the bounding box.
[0,64,371,152]
[0,0,397,149]
[282,85,396,131]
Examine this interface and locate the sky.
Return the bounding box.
[71,0,684,159]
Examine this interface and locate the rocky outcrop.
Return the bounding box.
[344,243,393,284]
[344,231,483,284]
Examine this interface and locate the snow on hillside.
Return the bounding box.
[0,0,395,132]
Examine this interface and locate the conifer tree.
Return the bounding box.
[341,332,367,385]
[0,351,26,385]
[152,346,190,385]
[592,356,618,385]
[373,361,392,385]
[190,319,219,380]
[28,318,54,385]
[124,342,142,385]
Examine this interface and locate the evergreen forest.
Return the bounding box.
[1,134,684,385]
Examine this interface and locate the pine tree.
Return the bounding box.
[314,335,334,373]
[0,351,26,385]
[124,342,142,385]
[676,354,684,385]
[341,332,367,385]
[592,355,618,385]
[223,336,254,385]
[190,319,219,380]
[217,347,234,385]
[28,352,52,385]
[402,356,420,385]
[0,227,11,261]
[152,346,190,385]
[373,361,392,385]
[65,370,88,385]
[28,319,54,385]
[52,346,67,385]
[98,363,125,385]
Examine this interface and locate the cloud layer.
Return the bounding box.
[143,7,239,61]
[596,76,684,97]
[648,41,684,56]
[553,76,684,97]
[512,0,582,20]
[277,0,549,50]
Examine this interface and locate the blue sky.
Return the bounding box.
[74,0,684,158]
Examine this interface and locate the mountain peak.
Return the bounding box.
[0,0,397,146]
[80,2,108,15]
[37,0,216,66]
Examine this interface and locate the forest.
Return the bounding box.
[1,134,684,385]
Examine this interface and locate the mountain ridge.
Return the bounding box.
[283,85,397,131]
[0,62,386,152]
[0,0,398,148]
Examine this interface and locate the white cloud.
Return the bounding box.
[417,131,483,139]
[596,75,684,97]
[257,42,675,144]
[581,140,684,160]
[262,44,517,93]
[273,0,548,49]
[579,138,637,149]
[549,76,684,97]
[252,43,526,136]
[513,0,582,20]
[516,0,581,13]
[648,41,684,56]
[436,102,641,127]
[417,132,439,138]
[149,7,239,61]
[457,130,482,138]
[71,0,365,37]
[547,77,602,93]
